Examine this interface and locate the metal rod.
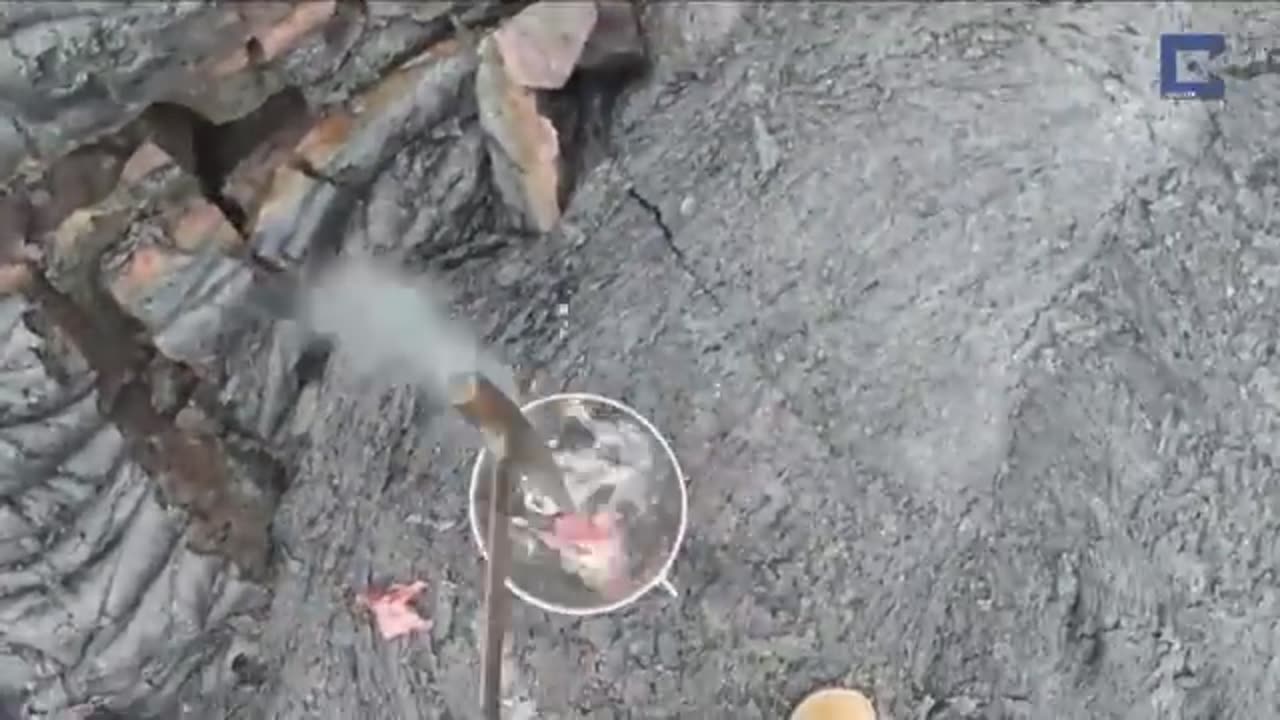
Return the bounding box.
[448,371,574,511]
[449,371,569,718]
[479,457,514,719]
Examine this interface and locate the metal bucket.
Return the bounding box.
[468,392,687,616]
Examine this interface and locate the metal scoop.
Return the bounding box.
[448,372,571,719]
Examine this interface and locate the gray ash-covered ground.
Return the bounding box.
[2,2,1280,719]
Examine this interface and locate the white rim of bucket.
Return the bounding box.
[467,392,689,617]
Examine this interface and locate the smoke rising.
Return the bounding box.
[294,257,514,400]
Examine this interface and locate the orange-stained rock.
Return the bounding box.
[256,0,338,61]
[47,139,206,307]
[293,113,355,171]
[348,31,468,120]
[52,206,132,267]
[220,110,315,232]
[230,0,297,30]
[351,60,436,120]
[108,192,240,307]
[171,199,243,254]
[246,32,471,246]
[494,1,599,90]
[475,35,563,232]
[251,166,316,241]
[120,142,177,185]
[111,245,182,306]
[0,263,33,296]
[210,0,338,76]
[164,2,337,126]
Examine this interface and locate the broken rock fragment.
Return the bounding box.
[0,1,345,186]
[211,0,339,77]
[476,35,565,233]
[245,35,476,262]
[494,1,600,90]
[478,0,648,233]
[24,135,284,580]
[0,3,527,716]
